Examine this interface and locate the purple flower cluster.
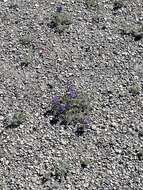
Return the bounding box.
[67,83,78,98]
[59,103,69,113]
[52,95,61,105]
[52,95,69,114]
[50,82,92,128]
[56,4,63,13]
[83,116,92,125]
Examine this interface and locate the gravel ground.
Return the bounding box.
[0,0,143,189]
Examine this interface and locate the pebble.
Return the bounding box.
[91,124,97,130]
[0,115,4,121]
[111,122,118,128]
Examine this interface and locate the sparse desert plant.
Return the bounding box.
[129,84,141,96]
[45,83,92,132]
[49,8,72,33]
[52,160,69,182]
[19,36,32,46]
[85,0,98,10]
[5,111,27,128]
[19,47,33,68]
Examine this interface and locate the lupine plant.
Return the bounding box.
[45,83,92,135]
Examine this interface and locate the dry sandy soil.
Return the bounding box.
[0,0,143,189]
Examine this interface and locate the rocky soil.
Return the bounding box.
[0,0,143,189]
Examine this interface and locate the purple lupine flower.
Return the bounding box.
[52,95,61,105]
[83,116,92,125]
[67,83,78,98]
[56,5,63,13]
[59,103,68,113]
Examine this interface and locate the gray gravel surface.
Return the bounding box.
[0,0,143,189]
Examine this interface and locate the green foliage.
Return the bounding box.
[67,100,87,123]
[49,84,92,128]
[53,160,69,181]
[61,93,91,125]
[129,84,141,96]
[19,37,31,46]
[85,0,98,10]
[50,12,72,33]
[6,111,27,128]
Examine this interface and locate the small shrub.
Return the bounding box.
[85,0,98,10]
[45,83,92,130]
[52,160,69,182]
[19,37,31,46]
[49,11,72,33]
[5,111,27,128]
[129,84,141,96]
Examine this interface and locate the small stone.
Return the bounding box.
[115,148,122,154]
[35,113,39,117]
[111,122,118,128]
[91,124,96,130]
[60,139,67,145]
[35,3,39,7]
[0,116,4,121]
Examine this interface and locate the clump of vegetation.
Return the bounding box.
[44,83,92,132]
[129,84,141,96]
[19,36,32,46]
[49,6,72,33]
[85,0,98,10]
[18,47,33,68]
[52,160,69,182]
[5,111,27,128]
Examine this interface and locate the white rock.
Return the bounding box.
[0,116,4,121]
[111,122,118,128]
